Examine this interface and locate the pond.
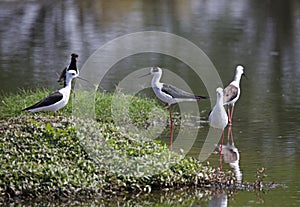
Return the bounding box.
[0,0,299,206]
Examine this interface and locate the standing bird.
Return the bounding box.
[58,53,79,86]
[223,65,245,125]
[141,67,207,150]
[209,88,228,129]
[23,70,79,115]
[209,87,228,170]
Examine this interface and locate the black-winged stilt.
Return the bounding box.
[223,65,245,125]
[141,67,207,150]
[23,70,80,115]
[58,53,79,86]
[209,87,228,170]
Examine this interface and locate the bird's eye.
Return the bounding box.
[72,73,75,76]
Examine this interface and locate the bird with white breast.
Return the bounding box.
[141,66,207,150]
[209,87,228,170]
[23,69,82,115]
[223,65,246,125]
[209,87,228,130]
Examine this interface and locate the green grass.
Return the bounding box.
[0,88,168,125]
[0,89,245,201]
[0,88,54,118]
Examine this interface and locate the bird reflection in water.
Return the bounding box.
[208,191,228,207]
[219,125,243,184]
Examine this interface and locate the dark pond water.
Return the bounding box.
[1,0,300,206]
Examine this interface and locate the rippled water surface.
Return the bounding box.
[1,0,299,206]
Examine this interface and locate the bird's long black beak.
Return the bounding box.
[138,72,151,78]
[77,76,90,82]
[243,73,248,79]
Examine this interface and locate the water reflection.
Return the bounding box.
[209,192,228,207]
[207,125,242,207]
[7,187,234,207]
[220,126,242,184]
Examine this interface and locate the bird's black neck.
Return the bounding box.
[68,58,78,72]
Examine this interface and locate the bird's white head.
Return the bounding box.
[150,67,162,75]
[139,66,162,78]
[233,65,246,83]
[236,65,244,75]
[216,87,224,98]
[65,70,79,85]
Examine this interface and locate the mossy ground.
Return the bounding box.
[0,89,255,201]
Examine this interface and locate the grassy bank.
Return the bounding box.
[0,89,239,200]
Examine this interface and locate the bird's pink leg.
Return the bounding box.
[231,104,235,119]
[168,106,173,151]
[228,125,234,145]
[220,130,225,171]
[227,124,231,142]
[227,106,232,126]
[165,103,173,150]
[229,104,235,125]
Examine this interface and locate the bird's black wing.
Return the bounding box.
[223,85,238,103]
[23,91,63,111]
[162,84,207,99]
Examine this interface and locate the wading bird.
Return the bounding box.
[223,65,245,125]
[141,67,207,150]
[209,87,228,170]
